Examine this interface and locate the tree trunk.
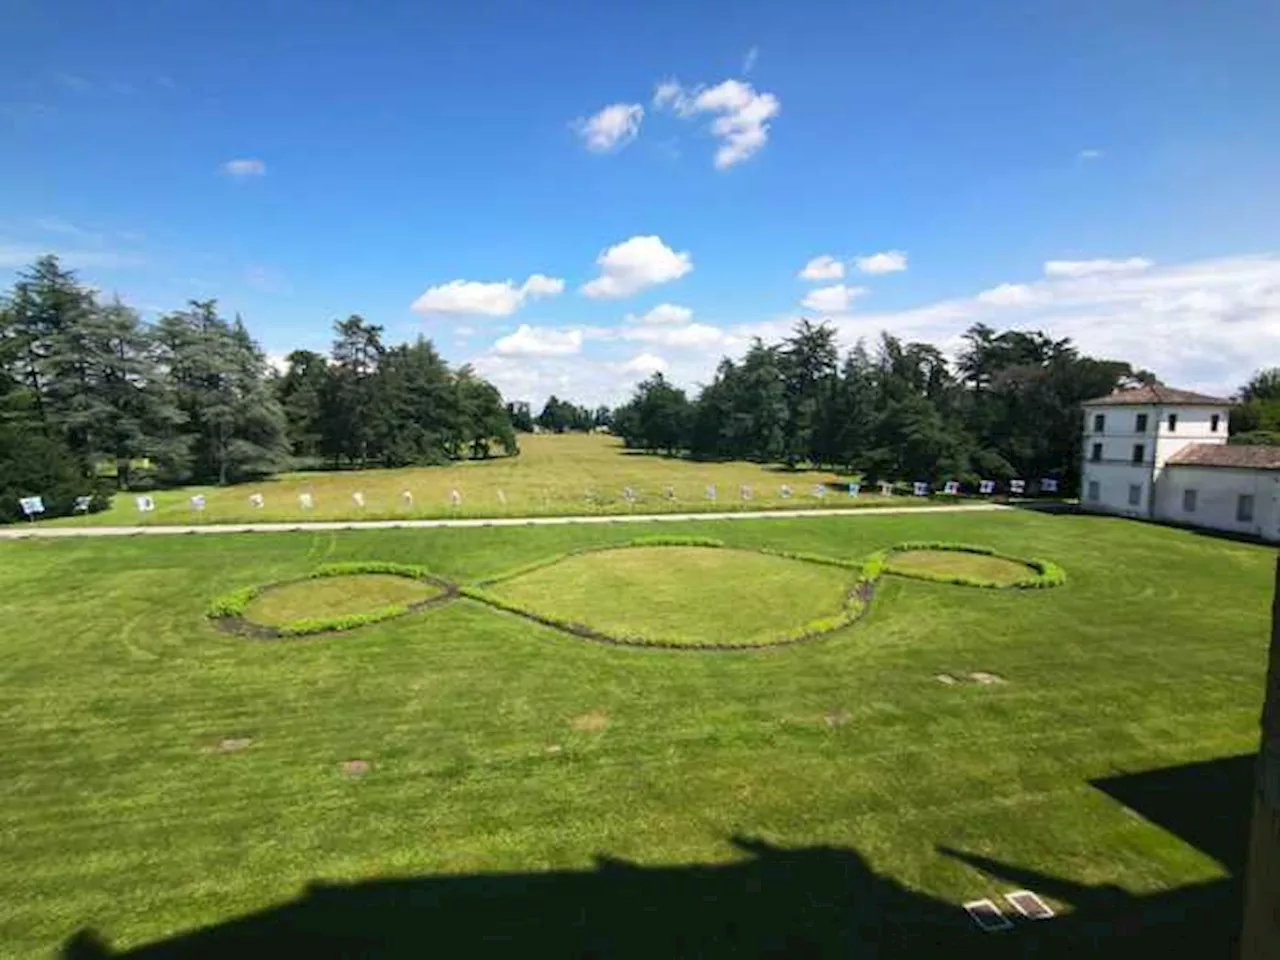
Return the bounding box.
[1240,556,1280,958]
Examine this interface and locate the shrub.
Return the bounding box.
[207,585,263,618]
[277,604,412,637]
[309,561,433,580]
[625,535,725,549]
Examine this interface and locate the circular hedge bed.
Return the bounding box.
[208,562,457,638]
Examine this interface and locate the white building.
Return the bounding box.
[1079,385,1279,542]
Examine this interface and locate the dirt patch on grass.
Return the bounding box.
[341,760,371,778]
[970,671,1007,685]
[935,674,958,686]
[217,737,253,752]
[823,709,849,728]
[570,710,610,732]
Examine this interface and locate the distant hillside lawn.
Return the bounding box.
[49,433,919,526]
[0,508,1271,956]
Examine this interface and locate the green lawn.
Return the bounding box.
[46,433,939,527]
[245,574,445,628]
[886,549,1035,586]
[486,545,855,646]
[0,510,1272,956]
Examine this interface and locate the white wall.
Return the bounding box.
[1081,461,1153,517]
[1152,405,1228,469]
[1156,466,1280,541]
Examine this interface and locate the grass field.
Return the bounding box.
[47,433,934,527]
[486,545,855,647]
[885,549,1036,587]
[244,575,444,628]
[0,509,1273,956]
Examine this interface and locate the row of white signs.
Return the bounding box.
[117,477,1061,514]
[18,495,95,517]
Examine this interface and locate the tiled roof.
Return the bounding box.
[1081,385,1231,407]
[1166,443,1280,471]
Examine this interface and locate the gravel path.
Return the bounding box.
[0,503,1010,539]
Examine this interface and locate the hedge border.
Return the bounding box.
[873,541,1066,590]
[462,536,1062,651]
[208,561,459,639]
[465,536,871,651]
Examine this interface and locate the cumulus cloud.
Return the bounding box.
[854,250,908,275]
[976,282,1038,306]
[411,273,564,317]
[220,158,266,177]
[492,324,583,358]
[652,78,780,169]
[580,235,693,299]
[619,352,669,376]
[801,283,867,314]
[1043,257,1152,278]
[798,255,844,281]
[575,103,644,153]
[629,303,693,325]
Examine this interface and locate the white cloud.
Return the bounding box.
[1078,148,1103,161]
[976,282,1038,306]
[854,250,908,275]
[742,46,759,74]
[492,324,584,358]
[798,255,844,281]
[411,273,565,317]
[652,78,780,169]
[621,322,737,350]
[575,103,644,153]
[801,283,867,314]
[1043,257,1152,278]
[220,158,266,177]
[630,303,693,324]
[580,235,692,299]
[619,352,669,376]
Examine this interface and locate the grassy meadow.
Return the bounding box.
[49,433,916,527]
[0,508,1274,956]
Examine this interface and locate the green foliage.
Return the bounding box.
[309,560,433,580]
[613,320,1142,490]
[624,535,725,549]
[206,584,263,618]
[276,603,414,637]
[0,256,520,521]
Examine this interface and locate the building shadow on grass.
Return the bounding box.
[62,756,1252,960]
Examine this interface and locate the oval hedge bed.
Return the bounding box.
[208,562,457,638]
[458,536,1063,651]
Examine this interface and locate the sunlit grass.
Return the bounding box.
[886,549,1035,586]
[244,575,445,628]
[488,546,853,646]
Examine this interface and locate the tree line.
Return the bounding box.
[612,320,1160,488]
[0,255,516,522]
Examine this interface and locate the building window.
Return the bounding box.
[1135,413,1148,432]
[1131,443,1145,464]
[1128,484,1142,507]
[1087,480,1100,502]
[1238,494,1255,523]
[1093,413,1105,433]
[1183,489,1197,513]
[1168,413,1178,432]
[1211,414,1220,432]
[1091,442,1103,462]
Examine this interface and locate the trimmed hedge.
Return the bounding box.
[874,541,1066,589]
[623,535,726,549]
[208,562,454,638]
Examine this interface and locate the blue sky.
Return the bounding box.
[3,0,1279,404]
